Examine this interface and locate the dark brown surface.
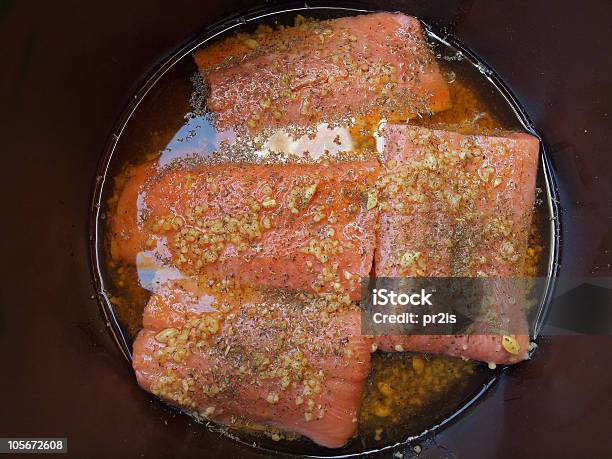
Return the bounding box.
[0,1,611,458]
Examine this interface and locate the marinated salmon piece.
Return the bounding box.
[132,279,372,448]
[196,12,451,131]
[111,160,379,300]
[373,124,539,364]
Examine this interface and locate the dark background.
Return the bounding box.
[1,0,611,457]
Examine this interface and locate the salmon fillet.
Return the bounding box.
[132,279,371,448]
[196,12,451,131]
[373,124,540,363]
[111,160,379,300]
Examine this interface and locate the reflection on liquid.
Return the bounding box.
[158,114,221,166]
[136,251,183,293]
[160,114,357,166]
[255,123,354,159]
